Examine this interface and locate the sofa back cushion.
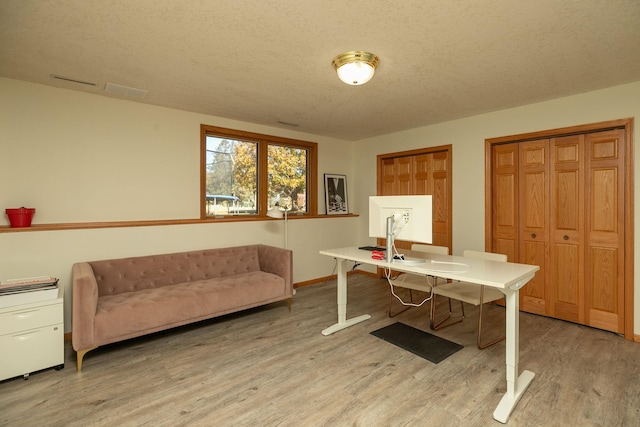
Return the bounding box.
[90,245,262,296]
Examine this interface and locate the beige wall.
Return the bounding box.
[2,77,638,336]
[0,77,358,331]
[353,80,640,335]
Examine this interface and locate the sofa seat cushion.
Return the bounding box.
[94,270,285,343]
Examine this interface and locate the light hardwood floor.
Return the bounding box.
[1,274,639,426]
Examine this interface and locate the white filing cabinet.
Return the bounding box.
[0,286,64,381]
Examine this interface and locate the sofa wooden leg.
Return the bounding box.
[76,347,96,372]
[286,298,292,311]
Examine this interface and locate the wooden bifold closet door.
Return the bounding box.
[377,146,452,252]
[488,124,629,335]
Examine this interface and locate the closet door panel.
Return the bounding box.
[431,152,450,247]
[412,152,449,248]
[521,239,546,313]
[519,140,548,315]
[550,135,584,322]
[412,154,441,246]
[381,157,413,252]
[413,154,431,195]
[380,158,396,196]
[492,144,519,262]
[395,156,413,196]
[554,244,580,309]
[588,246,619,330]
[585,130,625,333]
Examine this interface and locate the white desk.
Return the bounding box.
[319,247,539,424]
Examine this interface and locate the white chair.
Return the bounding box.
[429,250,507,349]
[388,244,449,317]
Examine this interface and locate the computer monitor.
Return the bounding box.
[369,195,433,262]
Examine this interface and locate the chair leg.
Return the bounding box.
[477,286,506,349]
[430,294,465,330]
[389,288,413,317]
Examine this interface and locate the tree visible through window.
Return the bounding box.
[200,125,317,218]
[268,145,307,213]
[205,137,257,215]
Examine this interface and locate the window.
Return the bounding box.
[200,125,317,219]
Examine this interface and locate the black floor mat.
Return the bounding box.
[370,322,463,364]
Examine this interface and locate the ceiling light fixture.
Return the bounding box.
[332,51,379,86]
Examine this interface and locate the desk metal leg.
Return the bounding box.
[322,258,371,336]
[493,285,535,423]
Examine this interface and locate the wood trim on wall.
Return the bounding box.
[484,118,635,341]
[0,214,359,234]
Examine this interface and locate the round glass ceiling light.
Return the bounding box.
[332,51,379,86]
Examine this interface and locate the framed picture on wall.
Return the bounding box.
[324,173,349,215]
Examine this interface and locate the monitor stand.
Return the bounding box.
[386,216,394,263]
[387,216,428,265]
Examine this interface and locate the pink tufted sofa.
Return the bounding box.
[72,244,292,371]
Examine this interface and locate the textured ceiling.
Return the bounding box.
[1,0,639,141]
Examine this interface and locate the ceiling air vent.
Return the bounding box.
[104,82,148,99]
[277,120,299,127]
[49,74,98,87]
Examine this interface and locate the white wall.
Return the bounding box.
[0,77,359,331]
[353,80,640,335]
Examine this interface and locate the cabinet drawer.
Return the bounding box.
[0,303,62,335]
[0,324,64,381]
